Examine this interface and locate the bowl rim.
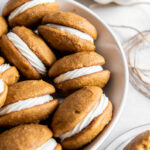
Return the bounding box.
[60,0,129,149]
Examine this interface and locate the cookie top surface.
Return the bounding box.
[0,57,5,66]
[124,130,150,150]
[42,11,97,40]
[2,0,31,16]
[49,52,105,77]
[12,26,56,66]
[0,124,52,150]
[5,80,55,106]
[51,86,102,137]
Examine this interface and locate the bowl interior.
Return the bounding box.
[0,1,128,149]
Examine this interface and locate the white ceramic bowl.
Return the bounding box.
[0,0,128,149]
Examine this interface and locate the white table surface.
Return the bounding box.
[75,0,150,149]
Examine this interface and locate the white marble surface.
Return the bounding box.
[75,0,150,149]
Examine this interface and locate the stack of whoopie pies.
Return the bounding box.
[0,0,113,149]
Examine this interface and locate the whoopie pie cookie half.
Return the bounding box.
[124,130,150,150]
[51,86,113,149]
[38,11,97,53]
[49,51,110,94]
[0,57,19,85]
[2,0,60,28]
[0,16,8,38]
[0,80,58,127]
[0,124,62,150]
[1,26,56,79]
[0,79,8,108]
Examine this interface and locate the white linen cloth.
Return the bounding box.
[76,0,150,149]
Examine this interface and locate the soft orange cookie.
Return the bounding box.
[51,86,113,149]
[0,79,8,108]
[0,80,58,127]
[0,16,8,38]
[0,124,62,150]
[1,26,56,79]
[49,51,110,94]
[3,0,59,27]
[0,57,19,85]
[38,11,97,53]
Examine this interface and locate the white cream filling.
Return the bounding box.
[0,64,11,73]
[46,24,94,43]
[54,65,103,84]
[0,94,53,116]
[36,138,57,150]
[7,32,46,75]
[9,0,56,21]
[0,79,4,94]
[60,94,108,141]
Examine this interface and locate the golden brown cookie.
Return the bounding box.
[42,12,97,40]
[0,124,62,150]
[1,26,56,79]
[2,0,30,16]
[51,86,113,149]
[0,80,58,127]
[3,0,60,27]
[124,130,150,150]
[38,11,97,53]
[49,52,110,94]
[0,57,19,86]
[0,16,8,38]
[0,79,8,108]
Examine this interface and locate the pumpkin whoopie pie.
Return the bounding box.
[51,86,113,149]
[0,79,8,108]
[2,0,60,27]
[1,26,56,79]
[38,11,97,53]
[0,16,8,38]
[0,124,62,150]
[0,57,19,86]
[0,80,58,127]
[49,51,110,94]
[124,130,150,150]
